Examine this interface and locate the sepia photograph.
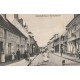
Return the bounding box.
[1,1,80,80]
[0,14,80,66]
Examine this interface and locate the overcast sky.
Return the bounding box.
[7,14,74,47]
[19,14,74,47]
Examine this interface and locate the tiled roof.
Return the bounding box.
[12,19,29,38]
[0,15,26,37]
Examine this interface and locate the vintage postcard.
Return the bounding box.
[0,14,80,66]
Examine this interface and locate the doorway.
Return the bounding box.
[0,41,3,52]
[8,43,11,54]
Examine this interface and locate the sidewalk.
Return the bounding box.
[0,55,37,66]
[53,53,80,63]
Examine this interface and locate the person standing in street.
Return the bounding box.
[78,50,80,59]
[27,52,30,62]
[47,50,49,58]
[16,49,21,60]
[43,50,49,62]
[76,49,80,59]
[12,52,15,61]
[61,47,63,56]
[77,49,79,57]
[24,50,28,61]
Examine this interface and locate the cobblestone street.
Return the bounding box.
[30,53,80,66]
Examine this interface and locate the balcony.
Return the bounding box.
[68,31,80,42]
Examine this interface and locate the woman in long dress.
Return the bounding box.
[12,52,15,61]
[43,52,49,62]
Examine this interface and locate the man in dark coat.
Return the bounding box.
[61,47,63,56]
[16,49,20,60]
[24,50,28,61]
[24,50,30,62]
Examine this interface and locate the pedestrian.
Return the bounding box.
[43,51,49,62]
[16,49,21,60]
[12,52,15,61]
[24,50,28,61]
[77,49,79,57]
[78,50,80,59]
[27,52,30,62]
[61,47,63,56]
[24,51,30,62]
[47,50,49,58]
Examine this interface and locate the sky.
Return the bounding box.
[19,14,74,47]
[7,14,74,47]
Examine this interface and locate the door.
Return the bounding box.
[0,41,3,52]
[0,41,3,61]
[8,43,11,54]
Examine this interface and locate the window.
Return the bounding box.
[8,43,11,54]
[76,24,80,30]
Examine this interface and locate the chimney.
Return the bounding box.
[24,23,28,32]
[14,14,18,20]
[18,18,23,26]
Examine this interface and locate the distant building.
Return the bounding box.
[47,34,60,53]
[47,32,68,54]
[28,32,39,55]
[53,34,60,53]
[63,32,68,54]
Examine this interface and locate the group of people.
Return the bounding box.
[12,49,21,61]
[24,50,30,62]
[12,49,30,62]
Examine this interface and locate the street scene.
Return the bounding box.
[0,14,80,66]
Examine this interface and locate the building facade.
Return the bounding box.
[47,34,60,53]
[0,14,29,62]
[66,14,80,56]
[28,32,39,56]
[47,32,68,54]
[63,32,68,54]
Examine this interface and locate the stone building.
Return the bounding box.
[66,14,80,56]
[47,32,68,54]
[28,32,39,56]
[0,14,29,62]
[12,14,29,55]
[58,32,68,54]
[63,32,68,54]
[53,34,60,53]
[47,34,60,53]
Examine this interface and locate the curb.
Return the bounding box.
[27,55,38,66]
[53,54,80,63]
